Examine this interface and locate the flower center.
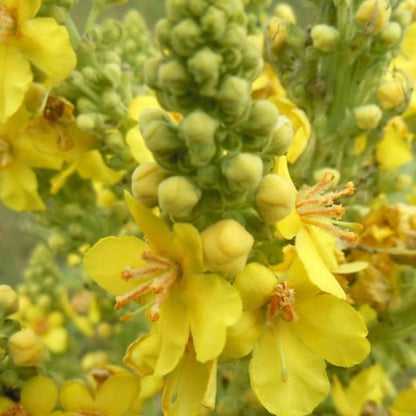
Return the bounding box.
[1,404,27,416]
[268,282,297,322]
[296,171,361,243]
[116,251,181,321]
[0,4,16,41]
[0,138,12,169]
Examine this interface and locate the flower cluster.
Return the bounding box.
[1,1,416,416]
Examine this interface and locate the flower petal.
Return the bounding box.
[126,127,154,163]
[124,191,179,259]
[21,376,58,416]
[163,354,216,416]
[296,228,346,299]
[185,273,242,362]
[0,44,32,122]
[59,381,94,412]
[250,322,329,416]
[83,236,148,296]
[95,374,141,415]
[293,294,370,367]
[19,18,76,79]
[0,160,45,211]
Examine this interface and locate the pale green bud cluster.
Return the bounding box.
[57,10,154,169]
[135,0,294,235]
[265,0,414,186]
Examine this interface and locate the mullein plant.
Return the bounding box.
[1,0,416,416]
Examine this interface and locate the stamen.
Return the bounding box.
[0,4,16,41]
[116,251,181,321]
[296,172,360,242]
[268,282,297,322]
[1,404,27,416]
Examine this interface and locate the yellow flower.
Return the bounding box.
[389,385,416,416]
[376,116,413,170]
[232,258,370,416]
[0,0,76,122]
[331,365,388,416]
[58,367,157,416]
[0,104,64,211]
[84,192,242,374]
[0,376,58,416]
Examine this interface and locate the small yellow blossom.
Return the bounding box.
[84,192,242,376]
[9,328,45,366]
[0,376,58,416]
[332,365,389,416]
[0,0,76,122]
[231,256,370,416]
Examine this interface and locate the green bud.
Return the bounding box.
[155,18,173,48]
[216,76,251,122]
[76,97,96,113]
[256,174,296,224]
[167,0,188,21]
[240,38,263,81]
[0,285,19,317]
[139,108,166,132]
[310,24,339,52]
[76,113,96,131]
[144,56,164,89]
[243,100,279,136]
[394,8,413,28]
[200,6,227,41]
[378,22,402,46]
[201,219,254,276]
[102,63,122,83]
[223,153,263,192]
[102,91,122,112]
[267,116,294,155]
[101,51,122,65]
[222,23,247,47]
[212,0,245,21]
[353,104,382,129]
[158,176,201,218]
[180,111,218,166]
[197,165,220,189]
[131,162,168,207]
[171,19,202,56]
[187,48,222,96]
[100,19,122,44]
[158,60,191,95]
[188,0,210,17]
[82,67,101,84]
[142,120,182,155]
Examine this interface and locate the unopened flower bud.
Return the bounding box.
[355,0,391,34]
[267,17,289,52]
[394,174,412,191]
[76,113,96,131]
[142,120,182,155]
[244,100,279,136]
[274,3,296,23]
[268,116,294,155]
[102,63,122,81]
[223,153,263,192]
[158,60,191,95]
[201,219,254,275]
[200,6,227,40]
[256,174,296,224]
[217,76,251,121]
[377,79,406,110]
[158,176,201,218]
[144,56,164,89]
[171,19,202,57]
[234,263,277,310]
[9,329,45,367]
[131,163,168,207]
[354,104,382,129]
[155,18,173,48]
[180,111,218,165]
[187,48,222,96]
[311,24,339,52]
[394,8,413,28]
[0,285,19,316]
[379,22,402,46]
